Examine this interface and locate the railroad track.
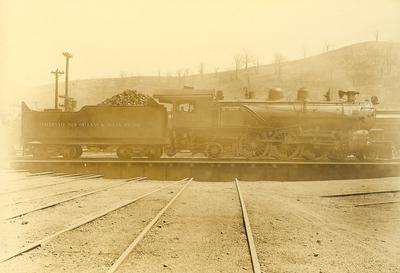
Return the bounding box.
[1,178,261,273]
[100,178,262,273]
[1,176,398,272]
[1,177,147,220]
[0,173,107,208]
[0,174,103,195]
[0,178,190,263]
[105,179,192,273]
[235,178,262,273]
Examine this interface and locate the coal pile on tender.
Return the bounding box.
[98,89,149,106]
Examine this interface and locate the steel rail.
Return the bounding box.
[2,172,61,184]
[0,173,95,194]
[355,200,400,207]
[0,169,28,173]
[1,175,121,207]
[0,174,103,195]
[49,173,84,178]
[3,177,147,220]
[26,171,54,177]
[106,178,192,273]
[0,178,189,263]
[235,178,261,273]
[4,190,80,206]
[321,189,400,198]
[0,173,83,190]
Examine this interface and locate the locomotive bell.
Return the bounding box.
[268,88,284,101]
[297,88,309,101]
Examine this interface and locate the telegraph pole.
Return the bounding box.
[51,69,64,110]
[62,52,73,111]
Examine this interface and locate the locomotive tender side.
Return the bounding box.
[21,102,168,159]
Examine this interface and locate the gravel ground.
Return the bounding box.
[0,171,399,273]
[0,173,177,259]
[1,183,186,273]
[115,182,252,273]
[241,178,400,273]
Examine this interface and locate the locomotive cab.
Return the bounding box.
[153,89,216,129]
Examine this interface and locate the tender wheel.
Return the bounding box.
[206,142,223,159]
[356,149,378,161]
[62,145,82,159]
[32,146,48,159]
[147,146,163,159]
[301,145,327,161]
[327,149,347,161]
[74,145,83,158]
[165,146,177,157]
[116,146,132,159]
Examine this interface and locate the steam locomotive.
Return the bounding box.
[21,88,393,161]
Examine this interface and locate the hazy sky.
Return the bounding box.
[1,0,399,94]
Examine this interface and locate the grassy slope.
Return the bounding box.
[27,41,400,109]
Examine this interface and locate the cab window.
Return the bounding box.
[176,102,195,113]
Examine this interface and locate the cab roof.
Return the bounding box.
[153,89,215,103]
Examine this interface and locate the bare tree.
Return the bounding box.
[234,54,243,79]
[199,62,204,80]
[176,69,182,80]
[242,49,254,71]
[167,71,171,85]
[323,43,331,53]
[183,68,190,84]
[274,53,285,80]
[184,68,190,77]
[214,67,219,77]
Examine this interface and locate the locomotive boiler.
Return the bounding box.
[154,88,391,160]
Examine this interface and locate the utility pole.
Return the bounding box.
[51,69,64,110]
[62,52,73,111]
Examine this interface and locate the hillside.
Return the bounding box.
[25,41,400,109]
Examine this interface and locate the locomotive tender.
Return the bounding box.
[21,88,392,160]
[21,101,168,159]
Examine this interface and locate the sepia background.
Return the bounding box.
[1,1,400,273]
